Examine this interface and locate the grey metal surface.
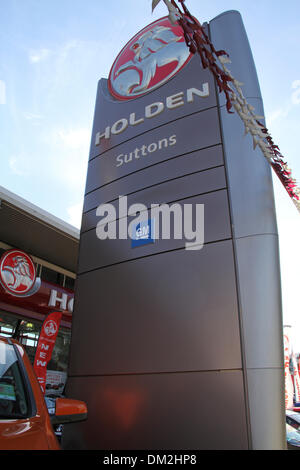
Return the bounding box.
[63,371,248,450]
[247,368,286,450]
[85,108,221,195]
[234,234,283,369]
[210,10,285,450]
[69,240,241,377]
[82,181,227,236]
[218,98,278,238]
[82,162,226,230]
[78,189,230,272]
[209,10,262,106]
[83,144,224,217]
[82,145,223,213]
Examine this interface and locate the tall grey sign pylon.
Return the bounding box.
[63,11,285,450]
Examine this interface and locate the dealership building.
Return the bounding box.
[0,185,79,395]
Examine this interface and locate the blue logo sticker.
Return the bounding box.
[131,219,155,248]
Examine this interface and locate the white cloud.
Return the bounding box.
[0,80,6,104]
[9,155,30,176]
[23,112,43,121]
[266,80,300,125]
[266,107,290,125]
[274,178,300,352]
[67,202,83,229]
[29,48,51,64]
[43,126,90,190]
[54,128,91,150]
[291,80,300,105]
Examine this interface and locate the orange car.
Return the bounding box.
[0,336,87,450]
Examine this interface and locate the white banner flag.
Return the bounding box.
[284,331,294,410]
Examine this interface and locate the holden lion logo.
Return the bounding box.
[109,16,192,100]
[0,250,41,297]
[44,319,58,338]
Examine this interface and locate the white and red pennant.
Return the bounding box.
[33,311,62,394]
[153,0,300,214]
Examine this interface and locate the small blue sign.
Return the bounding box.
[131,219,155,248]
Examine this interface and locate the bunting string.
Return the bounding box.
[152,0,300,213]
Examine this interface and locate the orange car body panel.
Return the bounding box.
[55,398,87,417]
[0,337,60,450]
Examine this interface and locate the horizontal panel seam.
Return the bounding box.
[77,237,232,276]
[81,186,228,234]
[89,105,219,162]
[246,367,284,370]
[67,368,243,379]
[234,233,279,240]
[85,143,224,197]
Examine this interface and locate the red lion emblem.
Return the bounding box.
[0,250,41,297]
[109,17,192,100]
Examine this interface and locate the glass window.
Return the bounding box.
[65,276,75,290]
[0,341,29,419]
[47,328,71,373]
[17,320,41,364]
[41,266,60,285]
[0,311,71,396]
[0,312,20,338]
[45,328,70,397]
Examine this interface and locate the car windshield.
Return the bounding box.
[0,341,29,419]
[286,423,300,446]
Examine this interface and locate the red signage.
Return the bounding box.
[0,250,74,327]
[108,16,193,101]
[33,311,62,394]
[0,249,40,297]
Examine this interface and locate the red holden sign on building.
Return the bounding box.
[0,249,41,297]
[108,16,193,100]
[34,311,62,394]
[0,249,74,328]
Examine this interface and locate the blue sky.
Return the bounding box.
[1,0,300,349]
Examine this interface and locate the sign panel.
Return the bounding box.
[86,107,220,195]
[64,11,284,450]
[45,370,67,397]
[0,249,74,328]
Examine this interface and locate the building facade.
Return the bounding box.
[0,185,79,395]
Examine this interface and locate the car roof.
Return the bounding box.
[0,336,26,356]
[0,335,20,346]
[0,335,9,344]
[286,410,300,419]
